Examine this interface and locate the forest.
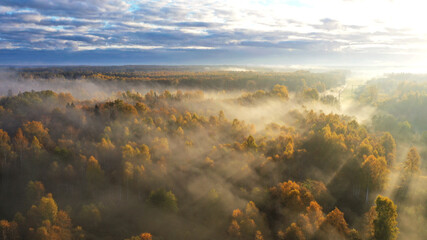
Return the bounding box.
[0,67,423,240]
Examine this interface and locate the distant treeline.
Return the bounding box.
[11,66,346,92]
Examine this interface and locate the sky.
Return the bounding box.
[1,0,427,66]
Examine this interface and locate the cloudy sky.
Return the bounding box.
[1,0,427,66]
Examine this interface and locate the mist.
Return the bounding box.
[0,66,426,240]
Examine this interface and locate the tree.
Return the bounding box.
[38,193,58,223]
[77,204,101,230]
[26,181,45,205]
[228,220,241,238]
[403,147,420,176]
[148,189,178,212]
[0,220,20,240]
[23,121,50,146]
[0,129,12,192]
[362,155,389,201]
[279,223,305,240]
[243,135,257,150]
[139,233,152,240]
[124,232,152,240]
[85,156,105,189]
[380,133,396,166]
[361,206,376,240]
[54,210,72,240]
[121,142,150,165]
[255,230,264,240]
[317,207,350,240]
[272,84,289,100]
[0,129,11,164]
[298,201,324,236]
[228,201,265,239]
[302,88,319,101]
[97,137,115,151]
[373,195,398,240]
[357,138,373,159]
[270,181,314,213]
[13,128,28,169]
[30,136,43,156]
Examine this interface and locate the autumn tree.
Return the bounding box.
[402,147,420,176]
[297,201,325,237]
[361,206,376,240]
[121,142,151,165]
[357,138,373,160]
[0,129,11,165]
[362,155,389,201]
[270,181,314,213]
[30,136,44,161]
[124,232,152,240]
[302,88,319,101]
[23,121,50,147]
[278,223,305,240]
[228,201,266,240]
[19,191,82,240]
[13,128,28,169]
[228,219,241,239]
[255,230,264,240]
[396,147,421,201]
[0,129,12,191]
[272,84,289,100]
[53,210,73,240]
[317,207,351,240]
[0,220,20,240]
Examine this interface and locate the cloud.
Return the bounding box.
[317,18,343,31]
[0,0,427,65]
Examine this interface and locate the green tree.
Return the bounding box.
[148,189,178,212]
[373,195,398,240]
[26,181,45,205]
[78,204,101,230]
[243,135,257,150]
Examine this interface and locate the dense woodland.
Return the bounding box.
[0,67,423,240]
[5,66,345,92]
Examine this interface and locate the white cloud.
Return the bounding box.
[1,0,427,65]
